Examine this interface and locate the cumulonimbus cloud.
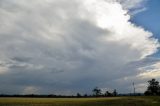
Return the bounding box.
[0,0,159,94]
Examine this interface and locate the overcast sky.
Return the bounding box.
[0,0,160,95]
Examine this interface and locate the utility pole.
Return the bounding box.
[133,82,135,95]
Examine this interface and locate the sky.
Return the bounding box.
[0,0,160,95]
[131,0,160,57]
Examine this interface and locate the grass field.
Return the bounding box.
[0,96,160,106]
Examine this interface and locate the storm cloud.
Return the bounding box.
[0,0,159,94]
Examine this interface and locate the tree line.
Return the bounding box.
[0,78,160,97]
[76,78,160,97]
[76,87,117,98]
[90,78,160,97]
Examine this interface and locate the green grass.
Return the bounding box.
[0,96,160,106]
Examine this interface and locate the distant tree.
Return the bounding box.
[83,94,88,97]
[145,78,160,95]
[105,91,112,97]
[113,89,118,96]
[92,87,102,97]
[76,93,81,97]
